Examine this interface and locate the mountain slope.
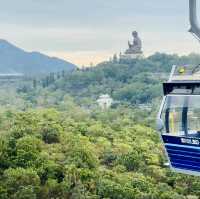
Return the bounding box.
[0,39,76,75]
[33,53,200,105]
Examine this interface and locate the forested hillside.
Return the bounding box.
[0,104,200,198]
[0,53,200,198]
[16,52,200,109]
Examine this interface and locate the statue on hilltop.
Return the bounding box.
[125,31,142,54]
[120,31,143,60]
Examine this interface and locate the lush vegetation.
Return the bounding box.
[0,53,200,198]
[16,53,200,109]
[0,104,200,199]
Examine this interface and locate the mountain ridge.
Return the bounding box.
[0,39,76,75]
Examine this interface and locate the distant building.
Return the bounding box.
[97,94,113,110]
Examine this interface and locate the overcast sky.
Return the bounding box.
[0,0,200,66]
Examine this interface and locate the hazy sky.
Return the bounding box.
[1,0,200,66]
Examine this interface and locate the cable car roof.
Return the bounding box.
[162,65,200,96]
[170,65,200,82]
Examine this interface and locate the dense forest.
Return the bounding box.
[15,52,200,109]
[1,53,200,198]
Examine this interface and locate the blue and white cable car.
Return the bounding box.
[157,0,200,176]
[157,65,200,175]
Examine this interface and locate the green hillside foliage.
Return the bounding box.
[16,53,200,108]
[0,53,200,198]
[0,105,199,199]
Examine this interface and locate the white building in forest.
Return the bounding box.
[97,94,113,110]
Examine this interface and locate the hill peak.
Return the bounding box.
[0,39,76,75]
[0,39,9,43]
[0,39,16,47]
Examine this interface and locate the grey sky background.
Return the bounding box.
[0,0,200,66]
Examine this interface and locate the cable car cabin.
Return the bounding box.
[157,65,200,176]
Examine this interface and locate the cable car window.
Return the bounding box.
[161,95,200,137]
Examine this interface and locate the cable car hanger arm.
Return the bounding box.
[189,0,200,42]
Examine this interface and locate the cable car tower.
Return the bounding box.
[157,0,200,176]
